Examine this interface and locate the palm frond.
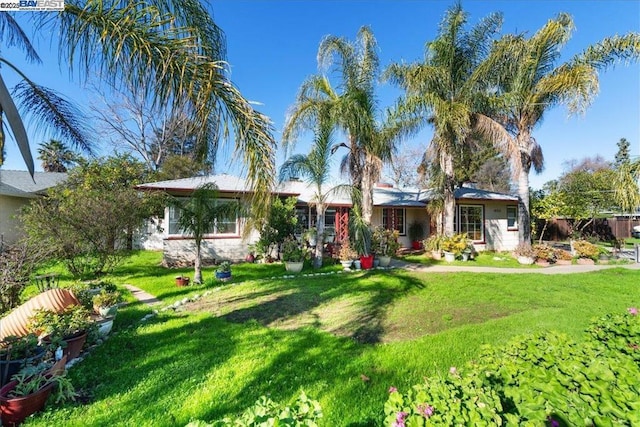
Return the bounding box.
[0,72,33,174]
[575,32,640,70]
[0,12,41,63]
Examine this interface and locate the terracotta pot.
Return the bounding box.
[0,377,54,426]
[0,289,80,341]
[360,255,374,270]
[62,331,87,361]
[577,258,595,265]
[175,277,190,287]
[555,259,572,265]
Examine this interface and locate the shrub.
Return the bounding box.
[512,242,535,258]
[0,241,51,315]
[553,248,573,261]
[338,241,357,261]
[281,237,308,263]
[423,235,444,253]
[372,227,401,256]
[441,233,469,256]
[384,309,640,426]
[187,391,322,427]
[532,243,555,262]
[572,239,600,260]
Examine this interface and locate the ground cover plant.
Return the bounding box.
[16,251,640,426]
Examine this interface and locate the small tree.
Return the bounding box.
[254,197,298,261]
[171,184,238,284]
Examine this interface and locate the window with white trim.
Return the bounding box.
[168,199,238,236]
[507,205,518,230]
[459,205,483,241]
[382,208,406,235]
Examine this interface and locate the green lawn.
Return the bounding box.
[400,250,539,268]
[24,251,640,426]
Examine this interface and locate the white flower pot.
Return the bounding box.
[443,251,456,263]
[285,261,304,273]
[517,256,535,265]
[340,260,353,269]
[353,260,361,270]
[378,255,391,267]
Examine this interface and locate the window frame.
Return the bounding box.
[457,204,484,243]
[167,197,240,238]
[382,208,406,236]
[506,205,518,231]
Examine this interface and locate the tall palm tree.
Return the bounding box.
[280,109,336,269]
[37,139,78,172]
[283,26,403,225]
[1,1,275,220]
[385,4,504,236]
[479,13,640,244]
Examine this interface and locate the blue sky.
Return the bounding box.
[2,0,639,190]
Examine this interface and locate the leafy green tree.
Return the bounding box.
[479,13,640,245]
[614,138,631,169]
[20,155,160,278]
[280,110,337,268]
[1,2,274,222]
[284,26,405,225]
[386,4,505,235]
[37,139,79,172]
[171,184,237,284]
[254,197,298,262]
[613,159,640,237]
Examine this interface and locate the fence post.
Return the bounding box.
[635,244,640,263]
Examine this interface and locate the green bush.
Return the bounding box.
[571,240,600,260]
[187,391,322,427]
[384,309,640,426]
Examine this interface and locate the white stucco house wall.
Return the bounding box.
[0,170,67,247]
[136,174,520,265]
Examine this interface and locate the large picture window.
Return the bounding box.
[168,199,238,236]
[382,208,406,235]
[507,205,518,230]
[459,205,483,241]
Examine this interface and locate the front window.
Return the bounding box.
[382,208,406,235]
[459,205,483,241]
[507,205,518,230]
[168,198,238,236]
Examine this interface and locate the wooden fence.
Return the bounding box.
[536,216,640,241]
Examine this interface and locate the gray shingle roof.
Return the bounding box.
[0,170,67,198]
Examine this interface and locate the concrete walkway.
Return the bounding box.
[123,284,160,306]
[391,259,640,274]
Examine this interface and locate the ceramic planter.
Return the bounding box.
[0,289,80,341]
[360,255,374,270]
[96,317,114,337]
[461,251,470,262]
[517,256,535,265]
[175,276,190,287]
[411,241,422,250]
[96,305,118,318]
[340,260,352,269]
[62,331,87,361]
[443,251,456,263]
[284,262,304,273]
[431,250,442,260]
[0,377,54,426]
[215,271,232,280]
[353,260,362,270]
[378,255,391,267]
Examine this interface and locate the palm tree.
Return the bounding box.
[1,1,275,220]
[37,139,78,172]
[283,26,403,225]
[280,109,337,269]
[171,183,237,284]
[479,13,640,244]
[385,4,504,236]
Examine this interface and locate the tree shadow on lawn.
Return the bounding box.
[57,314,239,425]
[212,271,426,344]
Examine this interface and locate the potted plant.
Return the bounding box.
[513,242,536,265]
[424,234,445,260]
[175,275,190,287]
[408,222,425,250]
[372,227,400,267]
[553,248,573,265]
[572,240,599,265]
[281,237,307,273]
[0,365,76,425]
[0,335,44,388]
[215,261,232,281]
[28,306,93,361]
[338,241,355,270]
[441,233,469,262]
[351,216,373,270]
[92,289,123,318]
[533,243,555,266]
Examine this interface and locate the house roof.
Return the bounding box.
[0,170,67,198]
[136,174,518,205]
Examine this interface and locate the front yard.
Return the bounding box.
[21,252,640,426]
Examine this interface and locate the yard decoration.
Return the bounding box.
[571,239,601,263]
[350,212,373,269]
[441,233,470,262]
[423,234,445,260]
[281,237,307,273]
[0,289,80,341]
[215,261,232,281]
[338,242,355,269]
[175,275,190,287]
[372,227,400,267]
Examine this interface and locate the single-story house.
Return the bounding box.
[136,174,520,265]
[0,170,67,247]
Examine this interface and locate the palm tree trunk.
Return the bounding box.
[517,159,532,246]
[442,151,456,236]
[194,239,203,284]
[315,204,325,269]
[361,153,377,225]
